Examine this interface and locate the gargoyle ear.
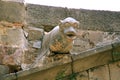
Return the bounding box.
[60,20,64,23]
[59,20,63,26]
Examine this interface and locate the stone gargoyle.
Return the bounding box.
[32,17,79,68]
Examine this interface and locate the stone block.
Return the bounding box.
[0,21,27,48]
[72,38,93,53]
[109,61,120,80]
[0,22,28,72]
[2,48,23,65]
[112,41,120,61]
[21,48,39,70]
[72,30,103,53]
[76,71,89,80]
[112,46,120,61]
[0,48,23,72]
[89,65,110,80]
[24,27,44,41]
[19,63,72,80]
[0,1,25,23]
[0,45,18,56]
[22,49,38,64]
[0,28,27,48]
[87,30,103,44]
[73,48,112,73]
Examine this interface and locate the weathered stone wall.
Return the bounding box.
[26,4,120,32]
[1,0,120,32]
[0,0,120,79]
[26,4,68,30]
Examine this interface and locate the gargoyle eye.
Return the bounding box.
[64,22,70,27]
[73,23,79,28]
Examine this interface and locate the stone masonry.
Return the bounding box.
[0,0,120,77]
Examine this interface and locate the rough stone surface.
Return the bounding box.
[0,1,25,23]
[70,9,120,32]
[0,21,27,72]
[72,38,93,53]
[0,65,9,76]
[72,30,120,53]
[72,30,103,53]
[26,4,69,31]
[0,21,27,47]
[0,26,27,48]
[89,65,110,80]
[22,48,39,64]
[112,46,120,61]
[76,71,89,80]
[26,4,120,32]
[21,48,40,70]
[0,1,120,32]
[0,40,24,69]
[109,61,120,80]
[2,48,23,64]
[73,49,112,73]
[24,26,44,41]
[0,2,120,79]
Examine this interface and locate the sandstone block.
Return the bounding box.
[72,30,103,53]
[76,71,89,80]
[24,27,44,41]
[0,21,28,72]
[0,1,25,23]
[89,65,110,80]
[0,28,27,48]
[112,41,120,61]
[72,38,93,53]
[21,48,39,70]
[109,61,120,80]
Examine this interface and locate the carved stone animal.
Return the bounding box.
[32,17,79,67]
[43,17,79,54]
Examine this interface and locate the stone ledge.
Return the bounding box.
[72,43,112,60]
[2,40,120,80]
